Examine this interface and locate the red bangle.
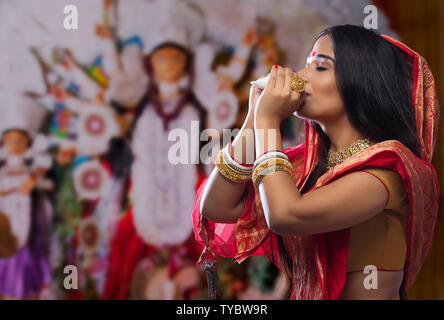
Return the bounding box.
[228,141,254,167]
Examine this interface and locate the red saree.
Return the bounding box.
[192,35,440,299]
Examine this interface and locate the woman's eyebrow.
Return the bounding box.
[315,54,335,62]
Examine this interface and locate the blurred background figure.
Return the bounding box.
[0,92,52,300]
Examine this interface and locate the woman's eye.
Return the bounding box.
[316,66,327,71]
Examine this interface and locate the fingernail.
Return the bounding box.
[274,64,278,69]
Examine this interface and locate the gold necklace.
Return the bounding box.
[327,138,371,170]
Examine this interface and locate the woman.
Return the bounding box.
[193,25,440,300]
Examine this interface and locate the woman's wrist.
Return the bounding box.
[254,115,282,158]
[254,115,280,130]
[245,109,256,127]
[229,140,254,167]
[232,113,256,165]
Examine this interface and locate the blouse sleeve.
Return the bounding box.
[361,168,408,210]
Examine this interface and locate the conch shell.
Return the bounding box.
[250,74,270,89]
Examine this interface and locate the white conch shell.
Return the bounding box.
[250,75,270,89]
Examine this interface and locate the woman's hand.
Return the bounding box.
[248,85,263,115]
[255,65,305,123]
[248,73,269,115]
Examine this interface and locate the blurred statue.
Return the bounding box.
[0,92,52,299]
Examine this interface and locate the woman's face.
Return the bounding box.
[2,130,30,155]
[149,46,188,83]
[295,35,345,124]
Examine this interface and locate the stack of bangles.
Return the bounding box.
[216,141,253,183]
[215,142,294,189]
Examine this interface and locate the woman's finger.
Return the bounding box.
[291,90,304,109]
[249,85,263,111]
[267,65,277,90]
[275,65,285,90]
[284,68,294,95]
[290,70,305,109]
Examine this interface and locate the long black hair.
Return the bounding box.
[276,25,421,289]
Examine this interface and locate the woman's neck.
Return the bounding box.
[320,117,368,152]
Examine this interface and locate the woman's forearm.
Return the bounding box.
[200,112,256,224]
[231,110,256,165]
[254,115,302,233]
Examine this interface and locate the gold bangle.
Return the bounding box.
[221,147,253,176]
[252,163,293,186]
[252,158,293,181]
[253,153,290,173]
[253,165,293,189]
[215,149,251,182]
[218,148,252,176]
[254,157,292,171]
